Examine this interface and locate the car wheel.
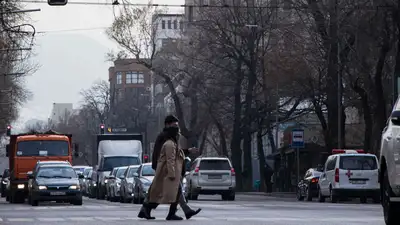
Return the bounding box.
[383,169,400,225]
[330,187,338,203]
[318,187,325,202]
[31,198,38,206]
[306,187,312,201]
[72,199,83,205]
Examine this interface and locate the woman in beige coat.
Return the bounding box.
[143,125,185,220]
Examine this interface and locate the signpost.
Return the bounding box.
[290,129,305,183]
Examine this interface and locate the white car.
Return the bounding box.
[380,101,400,225]
[318,149,379,203]
[185,157,235,201]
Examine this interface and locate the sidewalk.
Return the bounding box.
[238,192,296,199]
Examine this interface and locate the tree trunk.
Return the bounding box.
[257,127,266,192]
[230,65,244,191]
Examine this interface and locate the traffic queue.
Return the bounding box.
[79,156,237,204]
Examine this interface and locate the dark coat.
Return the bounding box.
[152,130,189,174]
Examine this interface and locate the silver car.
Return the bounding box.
[119,165,140,203]
[133,163,155,204]
[185,157,236,201]
[105,168,118,201]
[81,167,92,195]
[108,166,128,202]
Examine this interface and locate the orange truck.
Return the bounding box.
[6,130,76,203]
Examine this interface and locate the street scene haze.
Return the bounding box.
[0,0,399,224]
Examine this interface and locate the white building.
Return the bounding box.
[49,103,73,125]
[152,13,185,54]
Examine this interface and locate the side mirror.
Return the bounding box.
[119,175,125,180]
[73,143,79,157]
[27,171,33,179]
[87,177,92,180]
[133,172,139,177]
[78,174,84,179]
[5,144,9,157]
[391,111,400,125]
[185,172,189,176]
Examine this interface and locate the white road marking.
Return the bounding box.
[7,218,35,222]
[95,217,125,221]
[68,217,95,221]
[37,217,66,222]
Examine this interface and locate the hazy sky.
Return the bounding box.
[15,0,183,130]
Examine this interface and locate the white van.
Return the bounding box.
[317,149,379,203]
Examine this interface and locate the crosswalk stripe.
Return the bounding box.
[37,218,65,222]
[7,218,34,222]
[68,217,95,221]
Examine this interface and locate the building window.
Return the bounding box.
[161,20,165,29]
[168,20,171,29]
[179,21,183,30]
[126,72,134,84]
[116,72,122,84]
[173,20,177,29]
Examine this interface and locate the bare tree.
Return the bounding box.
[79,80,110,124]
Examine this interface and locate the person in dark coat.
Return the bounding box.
[264,164,273,193]
[138,115,201,220]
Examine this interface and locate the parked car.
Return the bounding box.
[297,168,322,201]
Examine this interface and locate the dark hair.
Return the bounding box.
[164,115,179,125]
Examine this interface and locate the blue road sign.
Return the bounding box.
[290,129,305,148]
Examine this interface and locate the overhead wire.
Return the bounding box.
[19,1,396,10]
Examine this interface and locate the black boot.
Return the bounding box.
[138,205,155,220]
[185,208,202,220]
[166,204,183,220]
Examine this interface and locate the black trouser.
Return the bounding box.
[143,182,191,214]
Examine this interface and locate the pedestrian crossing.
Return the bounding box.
[0,216,384,222]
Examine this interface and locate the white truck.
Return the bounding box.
[380,97,400,225]
[94,134,143,199]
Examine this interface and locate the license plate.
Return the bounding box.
[208,175,222,179]
[50,192,66,196]
[350,180,366,184]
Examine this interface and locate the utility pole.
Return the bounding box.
[336,0,342,149]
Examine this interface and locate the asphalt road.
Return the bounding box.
[0,194,386,225]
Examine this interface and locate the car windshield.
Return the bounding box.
[339,156,378,170]
[141,165,155,176]
[83,168,92,176]
[116,168,127,178]
[73,168,85,174]
[127,167,139,178]
[199,159,231,170]
[37,167,76,179]
[101,157,140,171]
[2,169,9,177]
[16,141,69,156]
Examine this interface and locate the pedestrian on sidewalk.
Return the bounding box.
[264,164,273,193]
[138,115,201,220]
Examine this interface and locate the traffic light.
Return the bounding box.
[100,124,105,134]
[143,154,149,163]
[47,0,68,6]
[6,125,11,136]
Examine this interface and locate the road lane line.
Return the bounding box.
[68,217,95,221]
[7,218,35,222]
[37,218,66,222]
[94,217,125,221]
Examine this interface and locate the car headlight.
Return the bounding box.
[182,178,187,185]
[38,186,47,190]
[93,183,97,186]
[17,184,25,189]
[2,181,7,184]
[117,182,121,187]
[69,185,79,190]
[104,179,108,184]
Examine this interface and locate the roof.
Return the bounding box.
[38,164,73,169]
[116,166,129,170]
[128,165,140,168]
[37,161,70,165]
[72,165,90,168]
[142,163,152,166]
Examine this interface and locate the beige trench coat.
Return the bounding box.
[148,139,185,204]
